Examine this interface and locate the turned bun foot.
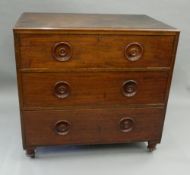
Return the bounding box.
[148,146,156,152]
[26,148,36,158]
[147,141,158,152]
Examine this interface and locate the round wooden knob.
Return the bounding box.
[122,80,138,97]
[54,120,71,135]
[125,42,143,61]
[52,42,72,61]
[119,117,135,133]
[54,81,70,99]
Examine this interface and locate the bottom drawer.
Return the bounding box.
[23,107,165,146]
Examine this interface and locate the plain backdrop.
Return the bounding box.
[0,1,190,175]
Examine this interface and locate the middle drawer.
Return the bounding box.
[21,71,169,108]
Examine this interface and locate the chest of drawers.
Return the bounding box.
[13,13,179,158]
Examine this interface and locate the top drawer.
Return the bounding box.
[18,34,175,69]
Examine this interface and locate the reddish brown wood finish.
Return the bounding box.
[23,107,164,146]
[14,13,176,30]
[13,13,180,158]
[18,34,174,69]
[21,71,169,108]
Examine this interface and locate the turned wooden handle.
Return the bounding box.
[125,42,143,61]
[54,81,70,99]
[122,80,138,97]
[52,42,72,61]
[119,117,135,133]
[54,120,71,135]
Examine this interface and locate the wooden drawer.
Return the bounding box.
[18,34,175,69]
[21,71,169,108]
[23,107,164,146]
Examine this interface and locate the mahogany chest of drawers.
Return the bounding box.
[13,13,179,158]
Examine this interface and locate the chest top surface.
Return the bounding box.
[14,12,177,32]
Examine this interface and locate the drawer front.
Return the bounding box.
[21,71,169,108]
[23,107,164,146]
[19,34,174,69]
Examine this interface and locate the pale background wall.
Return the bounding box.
[0,1,190,175]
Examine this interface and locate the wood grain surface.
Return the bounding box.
[18,34,175,69]
[23,107,164,146]
[21,71,169,108]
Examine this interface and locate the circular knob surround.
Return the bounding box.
[52,42,72,61]
[122,80,138,97]
[119,117,135,133]
[54,120,71,135]
[125,42,143,61]
[54,81,70,99]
